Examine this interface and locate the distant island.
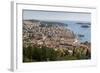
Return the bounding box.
[76,22,91,25]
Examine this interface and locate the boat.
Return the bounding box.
[81,25,90,28]
[78,34,84,37]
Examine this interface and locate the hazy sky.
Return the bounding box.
[23,10,91,22]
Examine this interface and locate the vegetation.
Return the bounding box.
[23,45,58,62]
[23,45,90,62]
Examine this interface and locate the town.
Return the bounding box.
[23,19,91,62]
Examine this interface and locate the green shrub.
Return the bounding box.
[23,45,33,62]
[23,45,58,62]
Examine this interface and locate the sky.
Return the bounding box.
[23,10,91,22]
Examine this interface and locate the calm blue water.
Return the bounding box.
[61,21,91,43]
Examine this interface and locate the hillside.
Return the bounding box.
[23,20,77,49]
[23,20,91,62]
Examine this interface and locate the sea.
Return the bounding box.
[61,21,91,43]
